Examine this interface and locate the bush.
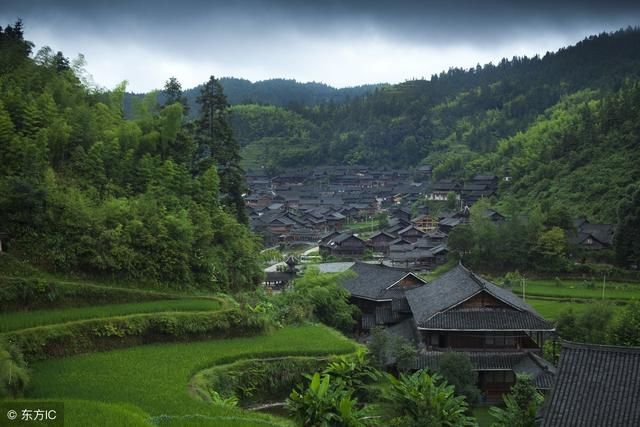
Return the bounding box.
[0,338,30,397]
[272,268,357,333]
[3,308,271,361]
[192,356,334,405]
[435,353,481,404]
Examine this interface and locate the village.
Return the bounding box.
[246,165,615,271]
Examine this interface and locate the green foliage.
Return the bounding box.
[29,325,355,427]
[3,307,270,361]
[287,372,371,427]
[554,304,615,344]
[382,370,476,427]
[0,298,222,332]
[614,184,640,268]
[0,27,259,290]
[0,276,177,312]
[435,352,481,404]
[609,300,640,346]
[192,355,334,406]
[0,338,30,397]
[367,326,417,372]
[489,374,543,427]
[272,268,356,332]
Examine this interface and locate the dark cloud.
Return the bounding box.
[1,1,638,91]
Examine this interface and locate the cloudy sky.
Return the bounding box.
[2,1,640,92]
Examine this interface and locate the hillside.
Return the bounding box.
[0,22,261,289]
[233,28,640,222]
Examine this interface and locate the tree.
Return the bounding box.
[447,224,474,256]
[196,76,247,223]
[489,374,543,427]
[382,371,476,427]
[163,76,189,114]
[436,352,480,403]
[534,227,567,271]
[609,301,640,346]
[614,185,640,268]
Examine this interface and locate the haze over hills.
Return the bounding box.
[229,28,640,222]
[124,78,386,118]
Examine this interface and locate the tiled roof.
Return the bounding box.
[421,308,553,330]
[340,262,426,300]
[540,342,640,427]
[406,264,552,331]
[414,350,555,388]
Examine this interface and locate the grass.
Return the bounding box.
[1,400,154,427]
[506,279,640,301]
[0,298,223,332]
[526,298,608,319]
[472,406,494,427]
[28,325,358,426]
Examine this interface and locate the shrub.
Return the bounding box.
[193,356,334,406]
[3,308,271,361]
[435,353,481,404]
[0,338,30,398]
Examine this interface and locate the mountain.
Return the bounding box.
[233,28,640,221]
[124,78,386,118]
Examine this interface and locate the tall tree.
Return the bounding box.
[614,184,640,268]
[163,76,189,114]
[196,75,247,224]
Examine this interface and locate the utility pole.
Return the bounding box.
[522,276,526,302]
[602,272,606,300]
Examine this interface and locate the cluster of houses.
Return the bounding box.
[340,261,556,401]
[337,261,640,425]
[245,166,502,248]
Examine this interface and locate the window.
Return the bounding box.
[485,371,514,384]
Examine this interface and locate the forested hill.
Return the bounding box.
[235,28,640,172]
[232,28,640,222]
[125,78,386,118]
[0,21,261,289]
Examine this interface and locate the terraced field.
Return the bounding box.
[0,299,223,332]
[28,325,358,426]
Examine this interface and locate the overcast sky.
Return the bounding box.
[2,0,639,92]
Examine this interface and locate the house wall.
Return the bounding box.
[420,331,539,350]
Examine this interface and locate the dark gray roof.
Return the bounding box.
[414,351,554,389]
[540,342,640,427]
[406,264,552,331]
[387,318,417,343]
[420,308,553,330]
[340,262,426,300]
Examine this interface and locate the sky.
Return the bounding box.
[2,0,640,92]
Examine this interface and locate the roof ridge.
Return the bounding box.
[561,340,640,353]
[458,262,486,289]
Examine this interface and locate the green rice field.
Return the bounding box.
[28,325,358,426]
[0,298,224,332]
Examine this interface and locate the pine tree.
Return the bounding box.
[195,76,247,224]
[163,77,189,114]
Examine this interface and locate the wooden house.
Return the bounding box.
[397,225,425,243]
[319,232,367,257]
[412,214,439,232]
[405,264,555,400]
[368,231,397,254]
[340,262,427,330]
